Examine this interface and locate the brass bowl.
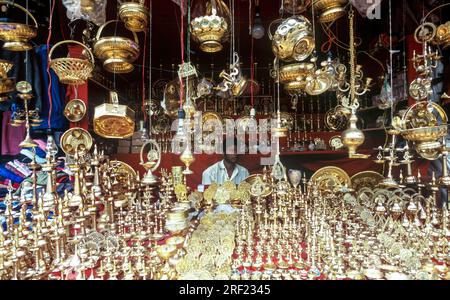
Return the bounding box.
[0,59,13,78]
[313,0,348,23]
[401,125,448,143]
[415,141,443,161]
[284,80,307,94]
[191,14,229,53]
[93,20,140,73]
[279,62,315,83]
[119,1,149,33]
[156,244,178,260]
[270,16,315,62]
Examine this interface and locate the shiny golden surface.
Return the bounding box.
[119,1,149,33]
[64,99,87,123]
[60,127,93,156]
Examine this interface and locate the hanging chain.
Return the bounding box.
[348,8,357,110]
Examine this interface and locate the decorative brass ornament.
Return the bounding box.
[305,71,333,96]
[202,112,222,132]
[284,80,307,95]
[272,112,294,131]
[310,166,351,192]
[409,78,431,101]
[246,174,272,198]
[313,0,348,24]
[49,40,94,85]
[325,106,349,131]
[190,0,230,53]
[0,1,37,51]
[0,77,14,94]
[60,127,93,156]
[341,112,366,158]
[329,135,344,150]
[119,0,149,33]
[110,160,137,186]
[283,0,311,15]
[279,62,315,84]
[435,21,450,49]
[93,20,140,73]
[93,91,135,139]
[0,59,13,78]
[64,99,87,123]
[140,139,161,185]
[350,171,383,191]
[269,16,315,62]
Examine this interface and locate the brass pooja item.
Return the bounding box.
[49,40,94,85]
[190,0,230,53]
[93,20,140,73]
[119,0,149,33]
[329,135,344,150]
[435,21,450,49]
[93,91,135,139]
[313,0,348,23]
[310,166,351,192]
[0,1,37,51]
[64,99,87,122]
[279,62,315,84]
[350,171,383,191]
[60,127,93,156]
[269,16,315,62]
[140,139,161,185]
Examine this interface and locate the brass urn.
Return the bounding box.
[341,112,365,157]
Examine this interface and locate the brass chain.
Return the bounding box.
[348,7,357,110]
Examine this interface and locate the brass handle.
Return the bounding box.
[0,1,38,28]
[48,40,95,66]
[95,19,139,45]
[267,18,284,41]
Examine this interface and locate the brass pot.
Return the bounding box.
[279,62,315,83]
[0,1,37,51]
[93,91,135,139]
[269,16,315,62]
[119,0,149,33]
[341,112,365,156]
[93,20,140,73]
[49,40,94,85]
[313,0,348,23]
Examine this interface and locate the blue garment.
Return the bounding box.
[32,45,67,131]
[0,166,24,183]
[23,145,46,159]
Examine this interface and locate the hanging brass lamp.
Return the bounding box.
[0,1,37,51]
[93,91,135,139]
[119,0,149,33]
[93,20,140,73]
[313,0,348,24]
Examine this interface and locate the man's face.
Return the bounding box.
[224,145,238,164]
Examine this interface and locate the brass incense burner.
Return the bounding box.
[93,91,135,139]
[0,1,37,51]
[93,20,140,73]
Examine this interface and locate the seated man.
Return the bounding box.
[202,138,249,186]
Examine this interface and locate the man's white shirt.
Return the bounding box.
[201,160,249,185]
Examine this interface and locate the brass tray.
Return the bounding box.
[310,166,351,192]
[60,127,93,156]
[64,99,87,123]
[350,171,384,192]
[245,174,272,198]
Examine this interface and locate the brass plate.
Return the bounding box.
[310,166,351,192]
[60,127,93,156]
[93,115,135,139]
[350,171,384,191]
[245,174,272,198]
[329,135,344,150]
[110,160,137,185]
[64,99,87,123]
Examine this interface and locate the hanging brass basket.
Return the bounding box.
[93,20,140,73]
[269,16,315,62]
[94,91,135,139]
[49,40,94,85]
[313,0,348,24]
[0,1,37,51]
[119,0,149,33]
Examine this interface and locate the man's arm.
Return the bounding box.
[202,169,212,186]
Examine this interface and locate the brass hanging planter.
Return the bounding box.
[94,91,135,139]
[49,40,95,85]
[93,20,140,73]
[190,0,230,53]
[119,0,149,33]
[0,1,37,51]
[313,0,348,24]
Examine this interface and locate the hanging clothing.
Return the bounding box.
[32,45,67,131]
[1,111,26,156]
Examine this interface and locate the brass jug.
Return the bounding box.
[94,91,135,139]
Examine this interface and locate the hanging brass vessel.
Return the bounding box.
[190,0,230,53]
[93,91,135,139]
[435,21,450,49]
[119,0,149,33]
[49,40,94,85]
[341,112,366,157]
[0,1,37,51]
[269,16,315,62]
[283,0,311,15]
[0,59,14,94]
[313,0,348,24]
[93,20,140,73]
[279,62,315,84]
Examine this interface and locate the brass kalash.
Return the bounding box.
[119,0,149,33]
[93,20,140,73]
[0,1,37,51]
[190,0,230,53]
[93,91,135,139]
